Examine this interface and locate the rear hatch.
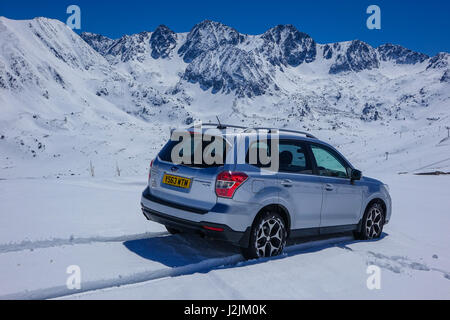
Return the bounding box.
[149,133,232,212]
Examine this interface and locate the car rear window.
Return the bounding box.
[159,134,229,168]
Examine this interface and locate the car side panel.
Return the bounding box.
[278,173,323,229]
[319,176,364,227]
[360,183,392,224]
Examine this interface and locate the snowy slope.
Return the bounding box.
[0,17,449,179]
[0,17,183,178]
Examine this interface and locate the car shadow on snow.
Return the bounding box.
[124,231,388,270]
[123,233,240,268]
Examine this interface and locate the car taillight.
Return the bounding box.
[215,171,248,199]
[148,159,154,181]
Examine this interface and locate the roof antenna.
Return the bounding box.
[216,116,226,129]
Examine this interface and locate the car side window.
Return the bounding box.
[278,141,313,174]
[246,139,312,174]
[310,145,349,178]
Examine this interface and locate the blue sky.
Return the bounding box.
[1,0,449,56]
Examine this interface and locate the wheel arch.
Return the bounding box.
[366,198,387,214]
[252,203,291,236]
[357,198,387,232]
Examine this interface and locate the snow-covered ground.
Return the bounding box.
[0,173,449,300]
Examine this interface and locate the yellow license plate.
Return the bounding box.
[163,174,192,189]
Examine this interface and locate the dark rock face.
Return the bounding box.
[427,53,449,70]
[377,44,429,64]
[441,70,450,83]
[323,44,334,60]
[178,20,244,63]
[330,40,379,74]
[183,47,271,98]
[360,103,382,122]
[150,25,177,59]
[106,32,151,63]
[82,31,152,63]
[322,43,344,61]
[80,32,115,56]
[258,25,317,67]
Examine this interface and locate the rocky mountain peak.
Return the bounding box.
[329,40,379,74]
[258,24,317,67]
[106,31,152,63]
[178,20,244,63]
[80,32,115,56]
[377,44,429,64]
[150,25,177,59]
[427,52,449,70]
[183,46,273,98]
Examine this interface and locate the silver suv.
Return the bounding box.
[141,124,391,259]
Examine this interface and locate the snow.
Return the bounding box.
[0,177,163,245]
[0,174,449,300]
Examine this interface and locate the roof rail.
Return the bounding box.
[187,123,248,130]
[185,123,318,139]
[247,127,318,139]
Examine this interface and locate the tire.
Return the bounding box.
[354,202,385,240]
[241,211,287,260]
[165,226,181,235]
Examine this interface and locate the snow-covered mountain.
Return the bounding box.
[0,17,449,178]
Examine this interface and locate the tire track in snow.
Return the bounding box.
[0,254,244,300]
[0,236,354,300]
[0,232,168,254]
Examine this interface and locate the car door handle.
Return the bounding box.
[324,184,334,191]
[281,179,293,187]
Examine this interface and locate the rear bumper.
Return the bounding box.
[141,188,250,247]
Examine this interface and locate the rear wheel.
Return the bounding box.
[241,211,287,260]
[165,226,181,235]
[354,202,385,240]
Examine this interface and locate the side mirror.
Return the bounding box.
[351,169,362,182]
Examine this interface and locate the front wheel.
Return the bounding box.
[354,202,385,240]
[241,212,287,260]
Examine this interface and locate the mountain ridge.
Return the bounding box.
[80,19,444,97]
